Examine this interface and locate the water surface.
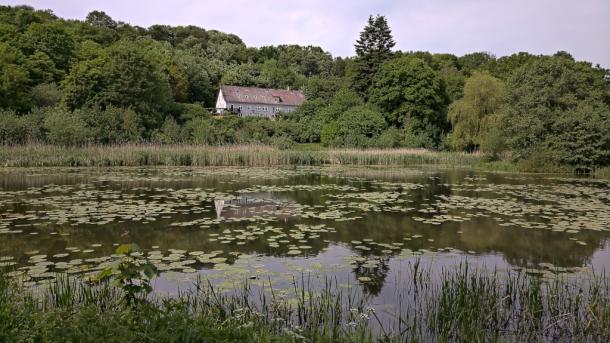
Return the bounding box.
[1,166,609,299]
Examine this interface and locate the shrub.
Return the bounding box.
[175,102,211,122]
[0,110,28,145]
[43,107,92,146]
[151,116,185,144]
[270,135,295,150]
[30,83,62,108]
[375,128,402,148]
[320,122,341,147]
[186,117,215,144]
[321,105,386,148]
[82,106,144,144]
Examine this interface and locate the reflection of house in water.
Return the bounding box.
[214,193,295,220]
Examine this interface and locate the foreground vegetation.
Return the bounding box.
[2,261,609,342]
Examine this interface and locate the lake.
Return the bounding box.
[1,166,609,304]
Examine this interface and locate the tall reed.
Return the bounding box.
[0,144,480,168]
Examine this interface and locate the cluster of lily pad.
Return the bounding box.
[1,166,609,289]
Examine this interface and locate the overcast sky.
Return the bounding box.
[3,0,609,67]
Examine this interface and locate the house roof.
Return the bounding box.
[220,85,305,106]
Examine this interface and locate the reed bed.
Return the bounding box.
[0,144,480,168]
[1,263,609,342]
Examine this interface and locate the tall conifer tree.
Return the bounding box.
[351,15,395,97]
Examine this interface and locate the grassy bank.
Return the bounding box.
[0,144,481,168]
[0,144,606,176]
[1,263,610,342]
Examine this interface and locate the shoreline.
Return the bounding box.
[0,144,607,178]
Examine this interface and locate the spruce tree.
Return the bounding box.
[351,15,395,97]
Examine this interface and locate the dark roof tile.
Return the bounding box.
[220,85,305,106]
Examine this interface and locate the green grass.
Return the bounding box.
[2,262,609,342]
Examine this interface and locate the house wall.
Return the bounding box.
[225,101,297,117]
[215,90,226,111]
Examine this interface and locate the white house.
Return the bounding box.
[215,85,305,118]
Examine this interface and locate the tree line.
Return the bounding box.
[0,5,608,170]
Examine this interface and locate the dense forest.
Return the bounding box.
[0,5,609,170]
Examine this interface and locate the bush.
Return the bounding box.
[186,117,239,145]
[82,106,144,144]
[174,102,211,122]
[30,83,61,108]
[270,135,295,150]
[401,121,437,149]
[479,114,507,160]
[0,110,28,145]
[374,128,402,148]
[151,116,185,144]
[320,122,340,147]
[321,105,386,148]
[187,117,215,144]
[43,107,92,146]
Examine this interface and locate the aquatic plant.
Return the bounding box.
[0,144,480,168]
[1,262,609,342]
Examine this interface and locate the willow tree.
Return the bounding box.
[448,71,504,151]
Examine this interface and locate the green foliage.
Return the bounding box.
[545,102,610,167]
[499,55,610,168]
[43,107,91,146]
[172,50,215,105]
[0,42,31,111]
[62,39,173,128]
[280,99,326,143]
[85,10,117,29]
[351,15,395,97]
[321,105,386,147]
[20,22,75,71]
[187,116,279,145]
[478,113,506,159]
[24,50,62,83]
[375,127,402,148]
[318,88,364,122]
[449,72,505,151]
[458,52,495,75]
[174,102,211,122]
[152,116,185,144]
[187,117,216,144]
[256,44,333,77]
[220,60,303,90]
[303,76,345,102]
[0,5,608,171]
[369,56,448,147]
[29,82,61,107]
[97,244,158,306]
[82,106,144,144]
[0,109,42,144]
[488,52,538,81]
[270,135,295,150]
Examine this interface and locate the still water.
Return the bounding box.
[1,166,609,299]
